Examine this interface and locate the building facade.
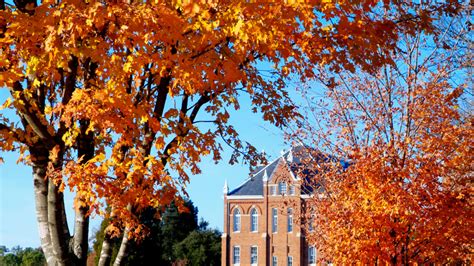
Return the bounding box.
[222,146,317,266]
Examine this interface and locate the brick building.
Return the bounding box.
[221,145,317,266]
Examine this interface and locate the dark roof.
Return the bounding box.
[228,145,314,196]
[228,157,281,196]
[227,145,349,196]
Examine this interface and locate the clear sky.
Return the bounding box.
[0,86,292,248]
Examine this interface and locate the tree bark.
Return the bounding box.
[71,119,94,265]
[72,206,89,265]
[31,145,56,265]
[113,227,130,266]
[98,234,113,266]
[47,175,72,265]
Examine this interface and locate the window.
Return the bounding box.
[308,246,316,264]
[233,208,241,232]
[250,246,258,265]
[250,208,258,232]
[279,182,287,194]
[289,185,295,195]
[270,185,276,195]
[272,256,278,266]
[287,208,293,232]
[272,208,278,233]
[233,246,240,265]
[287,256,293,266]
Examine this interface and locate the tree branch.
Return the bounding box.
[9,82,54,144]
[57,55,79,140]
[13,0,36,15]
[161,93,212,166]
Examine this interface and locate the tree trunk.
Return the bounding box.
[31,146,56,265]
[98,234,113,266]
[72,205,89,265]
[47,176,72,265]
[113,227,130,266]
[31,144,74,265]
[71,119,94,265]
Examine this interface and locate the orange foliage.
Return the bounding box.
[0,0,462,241]
[294,20,473,264]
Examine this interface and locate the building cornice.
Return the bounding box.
[226,195,264,200]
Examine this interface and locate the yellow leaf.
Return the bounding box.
[123,62,132,73]
[1,98,12,110]
[33,79,41,88]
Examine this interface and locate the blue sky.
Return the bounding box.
[0,86,293,248]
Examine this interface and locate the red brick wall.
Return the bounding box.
[223,159,311,266]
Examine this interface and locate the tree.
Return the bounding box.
[17,248,46,266]
[292,7,473,264]
[0,246,8,256]
[173,226,221,266]
[159,200,198,263]
[1,254,21,266]
[0,246,46,266]
[0,0,462,265]
[93,199,199,265]
[92,199,222,266]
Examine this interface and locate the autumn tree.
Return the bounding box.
[0,0,462,265]
[292,6,473,264]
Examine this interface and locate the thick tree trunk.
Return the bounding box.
[31,146,56,265]
[47,177,72,265]
[30,139,71,266]
[31,144,72,265]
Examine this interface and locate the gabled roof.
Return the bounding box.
[226,145,350,197]
[228,145,314,196]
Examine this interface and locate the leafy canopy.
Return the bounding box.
[293,12,472,263]
[0,0,461,234]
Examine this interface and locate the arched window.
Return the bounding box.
[233,208,241,232]
[250,208,258,232]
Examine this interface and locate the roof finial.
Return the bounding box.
[295,140,304,147]
[262,169,269,182]
[223,179,229,195]
[287,149,293,162]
